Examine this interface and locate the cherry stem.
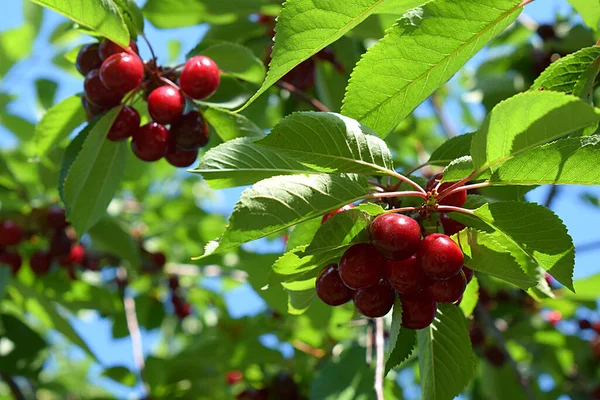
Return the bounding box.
[368,180,387,190]
[374,318,385,400]
[385,206,422,214]
[275,81,330,112]
[369,191,427,200]
[405,162,429,176]
[439,181,490,200]
[141,33,157,61]
[436,171,478,202]
[436,205,475,215]
[366,321,374,365]
[388,171,428,195]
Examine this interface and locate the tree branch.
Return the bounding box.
[276,81,331,112]
[544,185,560,209]
[0,373,25,400]
[374,318,385,400]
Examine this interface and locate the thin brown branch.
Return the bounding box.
[276,81,330,112]
[0,373,25,400]
[366,321,374,365]
[374,318,385,400]
[292,340,325,358]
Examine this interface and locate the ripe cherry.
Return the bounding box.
[469,325,485,347]
[82,96,108,120]
[107,105,140,141]
[546,310,562,326]
[83,255,100,271]
[384,255,429,295]
[225,370,244,385]
[84,69,123,108]
[0,220,24,246]
[170,111,210,150]
[593,322,600,334]
[147,86,185,124]
[100,52,144,93]
[400,293,438,330]
[98,39,139,60]
[353,281,395,318]
[426,173,467,207]
[168,275,179,291]
[166,146,198,168]
[427,270,467,303]
[179,56,220,100]
[0,251,22,275]
[49,230,73,257]
[578,319,592,330]
[484,345,506,367]
[321,204,355,224]
[172,294,191,319]
[338,243,385,290]
[440,213,465,236]
[151,252,166,269]
[369,213,421,260]
[46,206,68,230]
[417,233,464,280]
[463,267,473,283]
[131,123,169,162]
[315,264,354,306]
[76,43,102,76]
[60,244,85,266]
[30,250,53,275]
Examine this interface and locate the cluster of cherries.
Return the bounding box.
[231,371,304,400]
[76,38,220,167]
[167,274,192,320]
[315,175,472,329]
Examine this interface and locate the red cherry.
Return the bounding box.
[546,310,562,326]
[315,264,354,306]
[369,214,421,260]
[84,69,123,108]
[169,111,210,150]
[225,370,243,385]
[82,95,108,120]
[83,255,100,271]
[147,86,185,124]
[469,325,485,347]
[440,213,466,236]
[0,220,24,246]
[76,43,102,76]
[417,233,464,280]
[353,281,395,318]
[400,293,438,330]
[151,252,166,269]
[30,250,53,275]
[463,267,473,283]
[427,270,467,303]
[0,251,22,275]
[46,206,68,230]
[172,294,191,319]
[107,105,140,141]
[179,56,221,100]
[166,146,198,168]
[426,173,467,207]
[593,322,600,334]
[168,275,179,291]
[282,58,315,91]
[98,39,139,60]
[60,244,85,266]
[384,255,429,295]
[338,243,385,290]
[578,319,592,330]
[49,230,73,257]
[321,204,355,224]
[483,345,506,367]
[131,123,169,162]
[100,52,144,93]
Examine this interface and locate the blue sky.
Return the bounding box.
[1,1,599,398]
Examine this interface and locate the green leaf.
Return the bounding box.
[459,276,479,317]
[204,173,369,256]
[531,46,600,104]
[35,78,58,111]
[0,314,47,377]
[33,95,86,159]
[304,208,371,255]
[30,0,130,47]
[0,24,36,78]
[386,298,416,374]
[102,366,137,387]
[62,108,128,235]
[342,0,522,137]
[202,106,264,142]
[567,273,600,301]
[490,135,600,185]
[0,267,10,300]
[428,133,473,166]
[271,245,339,282]
[187,41,266,84]
[58,122,92,206]
[567,0,600,31]
[112,0,145,36]
[471,91,600,172]
[88,216,141,268]
[240,0,404,110]
[417,304,475,400]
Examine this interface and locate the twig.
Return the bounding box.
[366,320,374,365]
[291,340,325,358]
[141,34,157,60]
[436,205,475,215]
[405,162,430,176]
[436,171,479,202]
[475,305,535,400]
[439,181,490,199]
[430,94,457,137]
[123,286,150,396]
[544,185,560,209]
[369,191,427,200]
[388,171,428,195]
[374,318,385,400]
[0,373,25,400]
[276,81,330,112]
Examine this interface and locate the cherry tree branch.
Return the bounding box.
[122,279,150,397]
[0,373,25,400]
[374,318,385,400]
[276,81,330,112]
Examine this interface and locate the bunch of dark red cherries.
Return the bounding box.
[76,38,220,167]
[315,174,472,329]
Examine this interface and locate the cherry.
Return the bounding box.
[30,250,53,275]
[400,293,438,330]
[0,220,24,246]
[147,86,185,124]
[166,146,198,168]
[578,319,592,330]
[82,96,108,120]
[131,122,169,162]
[463,267,473,283]
[369,213,421,260]
[172,294,191,319]
[440,213,465,236]
[83,255,100,271]
[469,325,485,347]
[315,264,354,306]
[321,204,355,224]
[592,322,600,334]
[427,270,467,303]
[225,370,243,385]
[99,52,144,93]
[98,39,139,60]
[151,252,166,269]
[236,389,269,400]
[426,173,467,207]
[537,24,557,41]
[46,206,68,230]
[84,69,123,108]
[0,251,22,275]
[354,281,395,318]
[592,336,600,358]
[338,243,385,290]
[60,244,85,266]
[107,105,140,141]
[384,255,429,295]
[483,345,506,367]
[179,56,221,100]
[168,275,179,291]
[76,43,102,76]
[49,230,73,257]
[592,386,600,400]
[417,233,464,280]
[271,373,300,400]
[170,111,210,150]
[495,290,511,302]
[282,58,316,91]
